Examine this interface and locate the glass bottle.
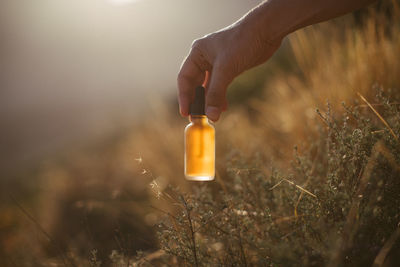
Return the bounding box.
[184,86,215,181]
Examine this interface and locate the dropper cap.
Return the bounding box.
[190,86,205,115]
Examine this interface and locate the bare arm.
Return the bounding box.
[178,0,377,121]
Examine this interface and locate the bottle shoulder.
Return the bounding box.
[185,121,215,133]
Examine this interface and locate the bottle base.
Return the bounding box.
[185,175,215,181]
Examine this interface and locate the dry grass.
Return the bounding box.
[1,1,400,266]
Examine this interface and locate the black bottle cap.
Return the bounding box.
[190,86,205,115]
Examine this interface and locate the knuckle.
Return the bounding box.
[177,71,197,87]
[177,68,194,83]
[191,38,205,49]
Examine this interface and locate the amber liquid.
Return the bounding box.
[184,115,215,181]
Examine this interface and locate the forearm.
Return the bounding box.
[235,0,377,43]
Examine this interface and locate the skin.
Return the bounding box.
[178,0,376,121]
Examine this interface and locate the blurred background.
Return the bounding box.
[0,0,259,175]
[1,0,399,266]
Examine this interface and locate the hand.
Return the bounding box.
[177,0,376,122]
[177,20,282,121]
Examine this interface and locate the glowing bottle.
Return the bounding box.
[184,86,215,181]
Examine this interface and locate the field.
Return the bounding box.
[1,1,399,266]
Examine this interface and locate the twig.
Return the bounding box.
[371,130,385,134]
[294,147,319,218]
[270,179,317,198]
[285,178,317,198]
[294,192,304,218]
[274,214,305,224]
[180,196,199,267]
[357,92,399,141]
[316,109,330,127]
[235,219,248,267]
[328,140,383,267]
[269,179,284,190]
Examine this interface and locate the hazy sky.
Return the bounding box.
[0,0,261,173]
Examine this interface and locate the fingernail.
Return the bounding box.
[206,106,220,121]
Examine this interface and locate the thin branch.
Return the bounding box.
[270,179,317,199]
[235,219,248,267]
[294,192,304,218]
[357,92,399,141]
[329,140,383,267]
[180,196,199,267]
[316,108,330,127]
[294,147,319,218]
[269,179,284,190]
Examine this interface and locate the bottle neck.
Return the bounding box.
[189,115,209,124]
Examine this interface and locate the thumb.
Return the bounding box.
[205,66,232,121]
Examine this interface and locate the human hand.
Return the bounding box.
[177,19,282,121]
[177,0,376,122]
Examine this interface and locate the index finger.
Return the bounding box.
[177,48,207,117]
